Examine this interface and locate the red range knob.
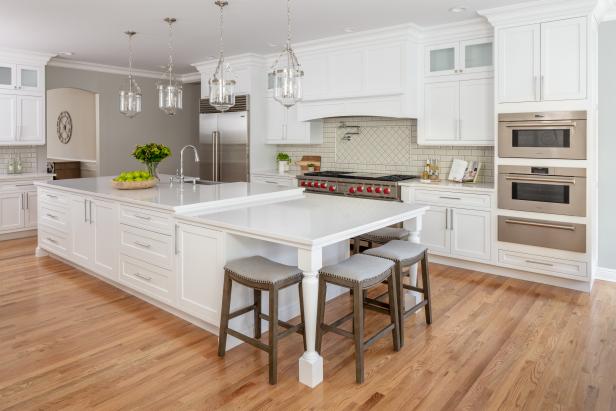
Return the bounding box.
[384,187,391,195]
[357,186,364,193]
[375,187,382,194]
[320,182,327,189]
[349,187,356,194]
[329,186,336,192]
[367,187,373,193]
[300,181,306,187]
[307,181,313,187]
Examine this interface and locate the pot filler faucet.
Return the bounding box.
[171,145,200,184]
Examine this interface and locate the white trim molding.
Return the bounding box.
[0,47,55,65]
[480,0,600,27]
[595,0,616,20]
[595,266,616,282]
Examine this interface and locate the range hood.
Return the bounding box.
[296,93,413,122]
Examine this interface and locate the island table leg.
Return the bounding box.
[297,247,324,388]
[404,215,423,305]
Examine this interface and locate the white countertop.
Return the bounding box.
[178,193,428,247]
[35,176,304,212]
[398,179,495,193]
[0,173,55,181]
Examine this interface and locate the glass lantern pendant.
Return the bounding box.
[119,31,142,118]
[157,18,183,116]
[209,0,236,112]
[270,0,304,108]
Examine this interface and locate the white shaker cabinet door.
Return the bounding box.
[69,195,92,266]
[459,78,494,144]
[423,81,460,143]
[418,205,450,255]
[540,17,587,101]
[450,208,491,262]
[498,24,540,103]
[24,191,37,229]
[176,223,225,325]
[0,192,24,232]
[0,94,17,143]
[265,97,286,143]
[17,96,44,144]
[91,199,119,280]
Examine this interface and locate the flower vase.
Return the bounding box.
[145,162,160,180]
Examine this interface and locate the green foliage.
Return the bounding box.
[113,170,154,182]
[276,152,291,163]
[132,143,172,164]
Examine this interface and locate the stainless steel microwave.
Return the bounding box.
[498,111,587,160]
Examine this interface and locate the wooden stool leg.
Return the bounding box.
[254,289,261,339]
[298,281,307,351]
[421,251,433,325]
[388,270,401,352]
[268,286,279,385]
[353,284,365,384]
[395,261,405,348]
[315,277,327,353]
[217,273,233,357]
[353,238,361,255]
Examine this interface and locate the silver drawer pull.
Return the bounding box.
[505,176,576,185]
[525,259,554,267]
[134,214,152,221]
[439,196,462,200]
[15,183,33,187]
[46,194,58,199]
[46,213,58,219]
[46,237,58,244]
[134,241,151,249]
[134,272,152,281]
[504,219,576,231]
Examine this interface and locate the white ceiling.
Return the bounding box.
[1,0,531,74]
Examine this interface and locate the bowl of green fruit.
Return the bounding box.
[111,170,158,190]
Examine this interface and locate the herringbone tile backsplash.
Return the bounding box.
[277,117,495,183]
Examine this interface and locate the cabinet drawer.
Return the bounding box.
[119,255,173,304]
[119,205,172,235]
[251,175,297,187]
[0,182,35,191]
[414,189,491,209]
[38,227,69,257]
[120,224,173,270]
[498,249,588,281]
[39,202,69,233]
[39,189,69,208]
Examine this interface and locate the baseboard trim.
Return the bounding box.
[0,229,37,241]
[595,267,616,283]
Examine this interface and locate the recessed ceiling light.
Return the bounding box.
[449,6,467,13]
[57,51,74,57]
[344,27,355,33]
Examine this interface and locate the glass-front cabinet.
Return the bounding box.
[0,64,15,90]
[0,64,43,93]
[426,37,493,76]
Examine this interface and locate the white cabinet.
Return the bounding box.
[420,206,450,254]
[266,97,323,145]
[0,64,43,94]
[24,191,37,229]
[0,192,24,232]
[176,223,225,325]
[426,37,493,76]
[0,63,15,90]
[450,208,491,261]
[497,17,586,103]
[251,173,298,187]
[421,77,494,145]
[0,94,17,143]
[0,95,44,145]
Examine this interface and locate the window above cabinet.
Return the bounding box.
[425,37,493,77]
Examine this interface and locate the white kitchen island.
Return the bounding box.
[34,177,427,388]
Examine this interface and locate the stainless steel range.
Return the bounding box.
[297,171,418,201]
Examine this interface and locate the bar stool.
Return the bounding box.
[316,254,400,384]
[352,226,410,254]
[363,240,432,347]
[218,256,306,385]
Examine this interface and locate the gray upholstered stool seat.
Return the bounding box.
[316,254,400,383]
[225,255,303,285]
[218,256,306,385]
[363,240,427,264]
[357,227,410,242]
[319,254,395,287]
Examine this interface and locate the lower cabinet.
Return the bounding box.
[0,189,37,233]
[176,223,225,325]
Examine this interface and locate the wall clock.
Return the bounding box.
[57,111,73,144]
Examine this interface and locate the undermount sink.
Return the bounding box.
[193,179,221,186]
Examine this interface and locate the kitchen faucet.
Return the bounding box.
[171,145,200,184]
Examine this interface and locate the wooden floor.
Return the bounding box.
[1,238,615,410]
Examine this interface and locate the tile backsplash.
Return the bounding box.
[0,146,46,174]
[277,117,495,183]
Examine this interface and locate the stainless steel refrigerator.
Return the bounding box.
[198,100,249,183]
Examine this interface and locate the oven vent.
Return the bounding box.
[200,95,249,113]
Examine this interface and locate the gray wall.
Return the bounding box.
[46,66,200,176]
[599,21,616,270]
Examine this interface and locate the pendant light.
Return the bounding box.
[157,18,183,115]
[270,0,304,108]
[209,0,236,112]
[119,31,142,118]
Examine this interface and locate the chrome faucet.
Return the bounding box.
[171,145,200,184]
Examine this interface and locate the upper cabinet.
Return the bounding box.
[425,37,493,76]
[497,17,587,103]
[266,97,323,145]
[0,64,44,95]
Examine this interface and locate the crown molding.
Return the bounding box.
[0,47,55,65]
[48,58,200,83]
[479,0,599,27]
[594,0,616,21]
[419,17,493,44]
[192,53,266,74]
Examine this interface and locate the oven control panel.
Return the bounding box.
[298,179,399,200]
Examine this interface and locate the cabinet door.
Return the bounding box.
[265,97,286,143]
[0,63,15,90]
[460,38,493,74]
[0,94,17,143]
[91,199,118,280]
[17,65,43,94]
[17,96,44,144]
[69,196,92,265]
[541,17,587,101]
[24,191,37,229]
[329,50,363,96]
[364,44,403,93]
[176,224,225,325]
[285,104,310,143]
[418,205,450,255]
[498,24,540,103]
[459,78,494,143]
[0,192,24,232]
[299,54,329,99]
[423,81,459,143]
[450,208,491,261]
[425,42,459,76]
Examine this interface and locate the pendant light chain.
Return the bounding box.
[127,32,135,91]
[119,30,142,118]
[167,19,175,85]
[158,18,182,115]
[209,0,236,111]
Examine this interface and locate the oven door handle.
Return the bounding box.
[504,219,576,231]
[505,121,576,128]
[504,176,576,185]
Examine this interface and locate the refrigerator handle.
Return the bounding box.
[212,131,218,181]
[217,131,222,181]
